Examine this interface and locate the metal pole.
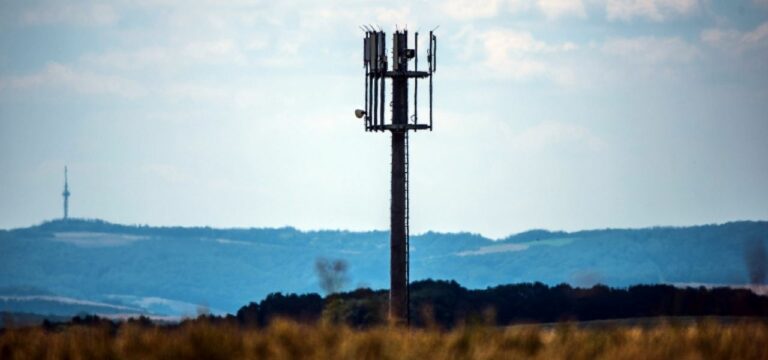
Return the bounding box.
[414,32,418,128]
[429,32,434,131]
[390,130,406,324]
[389,31,409,324]
[373,73,378,129]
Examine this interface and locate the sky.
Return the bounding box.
[0,0,767,239]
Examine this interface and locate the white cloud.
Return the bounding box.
[185,40,247,64]
[475,29,578,82]
[441,0,586,21]
[601,36,698,64]
[0,63,144,97]
[537,0,586,20]
[22,3,118,26]
[373,6,413,25]
[507,0,536,13]
[161,82,229,102]
[745,22,768,42]
[701,21,768,53]
[512,121,605,152]
[245,36,269,51]
[83,39,248,70]
[441,0,503,20]
[482,29,578,53]
[142,164,191,185]
[604,0,699,21]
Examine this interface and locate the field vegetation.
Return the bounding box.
[1,317,767,359]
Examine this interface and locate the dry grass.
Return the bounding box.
[1,318,767,360]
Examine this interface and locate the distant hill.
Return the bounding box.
[0,219,765,317]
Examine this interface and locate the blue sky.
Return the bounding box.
[1,0,767,238]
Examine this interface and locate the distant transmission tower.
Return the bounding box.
[355,28,437,324]
[62,166,71,220]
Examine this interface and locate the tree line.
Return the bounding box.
[232,280,768,328]
[24,279,768,331]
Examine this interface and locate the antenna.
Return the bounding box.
[355,28,437,325]
[62,166,71,220]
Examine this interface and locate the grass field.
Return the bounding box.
[1,318,767,359]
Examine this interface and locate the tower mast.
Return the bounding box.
[357,29,437,324]
[62,166,70,220]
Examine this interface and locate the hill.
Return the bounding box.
[0,219,765,316]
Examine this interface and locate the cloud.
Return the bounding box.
[0,63,144,97]
[22,2,118,26]
[701,21,768,54]
[161,82,230,102]
[373,6,413,24]
[604,0,699,21]
[537,0,586,19]
[82,39,248,70]
[473,28,578,82]
[141,164,191,185]
[185,40,247,64]
[601,36,698,64]
[482,29,578,53]
[512,121,605,152]
[440,0,503,20]
[441,0,587,21]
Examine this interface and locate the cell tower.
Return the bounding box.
[355,27,437,324]
[62,166,70,220]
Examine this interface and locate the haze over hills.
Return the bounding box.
[0,219,765,317]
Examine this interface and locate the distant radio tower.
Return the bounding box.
[62,166,70,220]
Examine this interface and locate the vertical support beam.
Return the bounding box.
[429,31,434,131]
[380,31,386,128]
[389,32,409,324]
[373,74,378,128]
[390,130,407,324]
[364,70,369,131]
[380,71,386,127]
[368,73,373,129]
[364,34,370,131]
[414,32,418,128]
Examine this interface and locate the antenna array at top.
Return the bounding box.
[361,29,436,132]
